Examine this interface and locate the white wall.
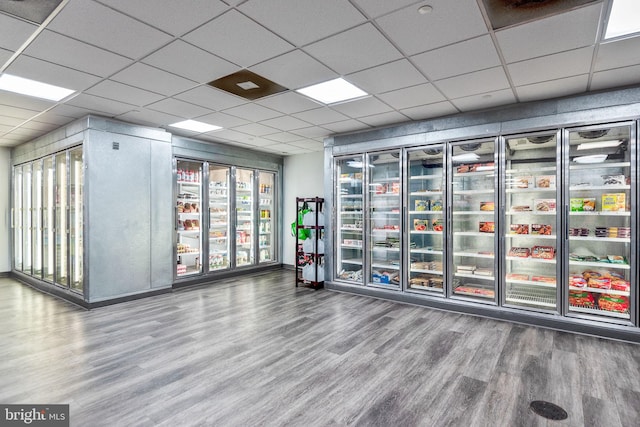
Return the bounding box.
[282,151,324,266]
[0,147,11,273]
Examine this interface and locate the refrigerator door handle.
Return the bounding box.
[10,208,14,228]
[565,205,569,240]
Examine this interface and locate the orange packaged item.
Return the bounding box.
[598,294,629,313]
[479,221,495,233]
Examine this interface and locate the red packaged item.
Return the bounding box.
[510,224,529,234]
[587,277,611,290]
[598,294,629,313]
[531,246,555,259]
[532,275,556,284]
[569,290,594,307]
[570,275,587,288]
[479,221,495,233]
[531,224,552,235]
[611,279,630,292]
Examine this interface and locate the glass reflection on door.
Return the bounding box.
[235,168,254,266]
[13,166,23,271]
[22,163,32,274]
[55,152,68,287]
[32,160,43,278]
[69,148,83,292]
[43,157,55,282]
[208,165,230,271]
[368,151,401,288]
[258,171,275,263]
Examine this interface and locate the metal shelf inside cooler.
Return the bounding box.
[505,286,556,308]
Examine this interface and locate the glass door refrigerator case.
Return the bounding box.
[336,156,364,284]
[367,151,401,289]
[503,132,560,312]
[208,165,230,271]
[13,165,23,271]
[176,160,203,278]
[235,168,255,267]
[565,123,636,323]
[258,171,275,263]
[450,140,498,303]
[407,146,445,294]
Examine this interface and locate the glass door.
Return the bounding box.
[258,171,275,263]
[336,156,364,284]
[450,140,497,303]
[235,168,254,267]
[407,146,445,294]
[503,132,560,312]
[176,160,203,277]
[566,123,635,322]
[208,165,230,272]
[43,157,55,282]
[22,163,32,274]
[54,152,68,287]
[13,166,23,271]
[367,151,401,289]
[32,160,43,278]
[69,148,83,292]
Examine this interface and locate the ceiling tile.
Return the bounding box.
[516,75,589,102]
[291,126,332,139]
[346,59,426,94]
[508,47,594,87]
[259,115,311,131]
[111,63,197,96]
[66,93,137,116]
[183,10,294,68]
[357,111,409,127]
[0,13,37,51]
[249,50,337,90]
[194,111,250,128]
[376,0,488,55]
[0,91,55,112]
[434,67,509,99]
[287,139,324,151]
[146,98,212,118]
[304,23,402,74]
[378,83,445,110]
[85,80,165,106]
[240,0,365,46]
[30,110,77,126]
[232,123,279,136]
[411,35,501,81]
[595,37,640,72]
[24,30,132,77]
[292,107,349,125]
[104,0,228,36]
[450,88,516,112]
[0,47,12,64]
[330,96,392,118]
[400,101,458,120]
[14,120,60,132]
[321,119,370,133]
[591,65,640,92]
[495,3,601,63]
[263,132,306,143]
[222,103,282,121]
[45,104,95,119]
[116,108,182,127]
[174,86,247,111]
[142,40,239,84]
[351,0,420,18]
[255,92,320,114]
[6,55,101,91]
[47,0,173,59]
[0,115,26,127]
[207,128,259,144]
[262,142,310,155]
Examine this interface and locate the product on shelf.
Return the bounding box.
[531,224,552,235]
[514,175,534,188]
[601,174,626,185]
[598,294,629,313]
[508,247,530,257]
[531,275,556,284]
[480,201,494,211]
[431,218,443,231]
[457,265,476,273]
[510,224,529,234]
[454,285,495,298]
[531,246,555,259]
[506,273,529,281]
[372,270,399,284]
[479,221,495,233]
[511,205,532,212]
[569,290,595,307]
[601,193,626,211]
[414,219,428,231]
[534,199,556,212]
[569,228,590,236]
[536,175,555,188]
[570,274,587,288]
[415,200,428,211]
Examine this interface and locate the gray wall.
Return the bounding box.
[0,147,10,272]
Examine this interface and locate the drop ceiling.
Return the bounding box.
[1,0,639,155]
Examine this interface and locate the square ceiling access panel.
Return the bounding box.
[482,0,600,29]
[208,70,288,101]
[0,0,64,24]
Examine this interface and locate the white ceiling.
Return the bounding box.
[1,0,639,155]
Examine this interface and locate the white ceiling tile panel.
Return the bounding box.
[495,3,602,63]
[376,0,488,55]
[259,115,311,131]
[508,47,594,87]
[111,63,197,96]
[207,128,259,144]
[24,30,132,77]
[146,98,212,118]
[85,80,165,106]
[263,132,306,143]
[377,83,446,110]
[516,75,589,102]
[330,96,393,118]
[47,0,173,59]
[45,104,96,119]
[0,47,12,65]
[262,142,310,154]
[142,40,239,84]
[400,101,458,120]
[101,0,228,36]
[0,115,26,127]
[255,92,321,114]
[116,108,182,126]
[174,86,246,111]
[222,103,282,122]
[351,0,421,19]
[434,67,510,99]
[411,35,501,81]
[304,23,403,74]
[14,120,60,132]
[450,88,517,112]
[240,0,365,46]
[287,139,324,150]
[6,55,102,91]
[321,119,370,133]
[250,50,337,90]
[290,126,332,138]
[357,111,410,127]
[0,13,37,51]
[238,137,280,147]
[346,59,426,94]
[183,10,294,68]
[232,123,279,136]
[30,110,77,126]
[66,93,137,116]
[595,37,640,72]
[0,92,55,112]
[591,65,640,91]
[194,112,250,128]
[292,107,349,125]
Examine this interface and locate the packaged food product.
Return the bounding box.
[511,205,532,212]
[431,218,444,232]
[582,198,596,211]
[531,246,555,259]
[414,219,428,231]
[601,193,625,211]
[391,182,400,194]
[569,290,594,307]
[601,175,625,186]
[479,221,495,233]
[510,224,529,234]
[415,200,428,211]
[508,247,530,258]
[598,294,629,313]
[535,199,556,212]
[607,255,626,264]
[532,275,556,284]
[536,175,555,188]
[430,200,443,211]
[506,273,529,281]
[570,275,587,288]
[457,165,470,173]
[570,198,584,211]
[587,277,611,289]
[531,224,552,235]
[515,175,534,188]
[611,279,630,292]
[480,201,494,211]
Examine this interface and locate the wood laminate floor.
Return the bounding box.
[0,270,639,427]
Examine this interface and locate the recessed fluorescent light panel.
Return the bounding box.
[0,74,74,101]
[296,78,368,104]
[605,0,640,39]
[169,120,222,133]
